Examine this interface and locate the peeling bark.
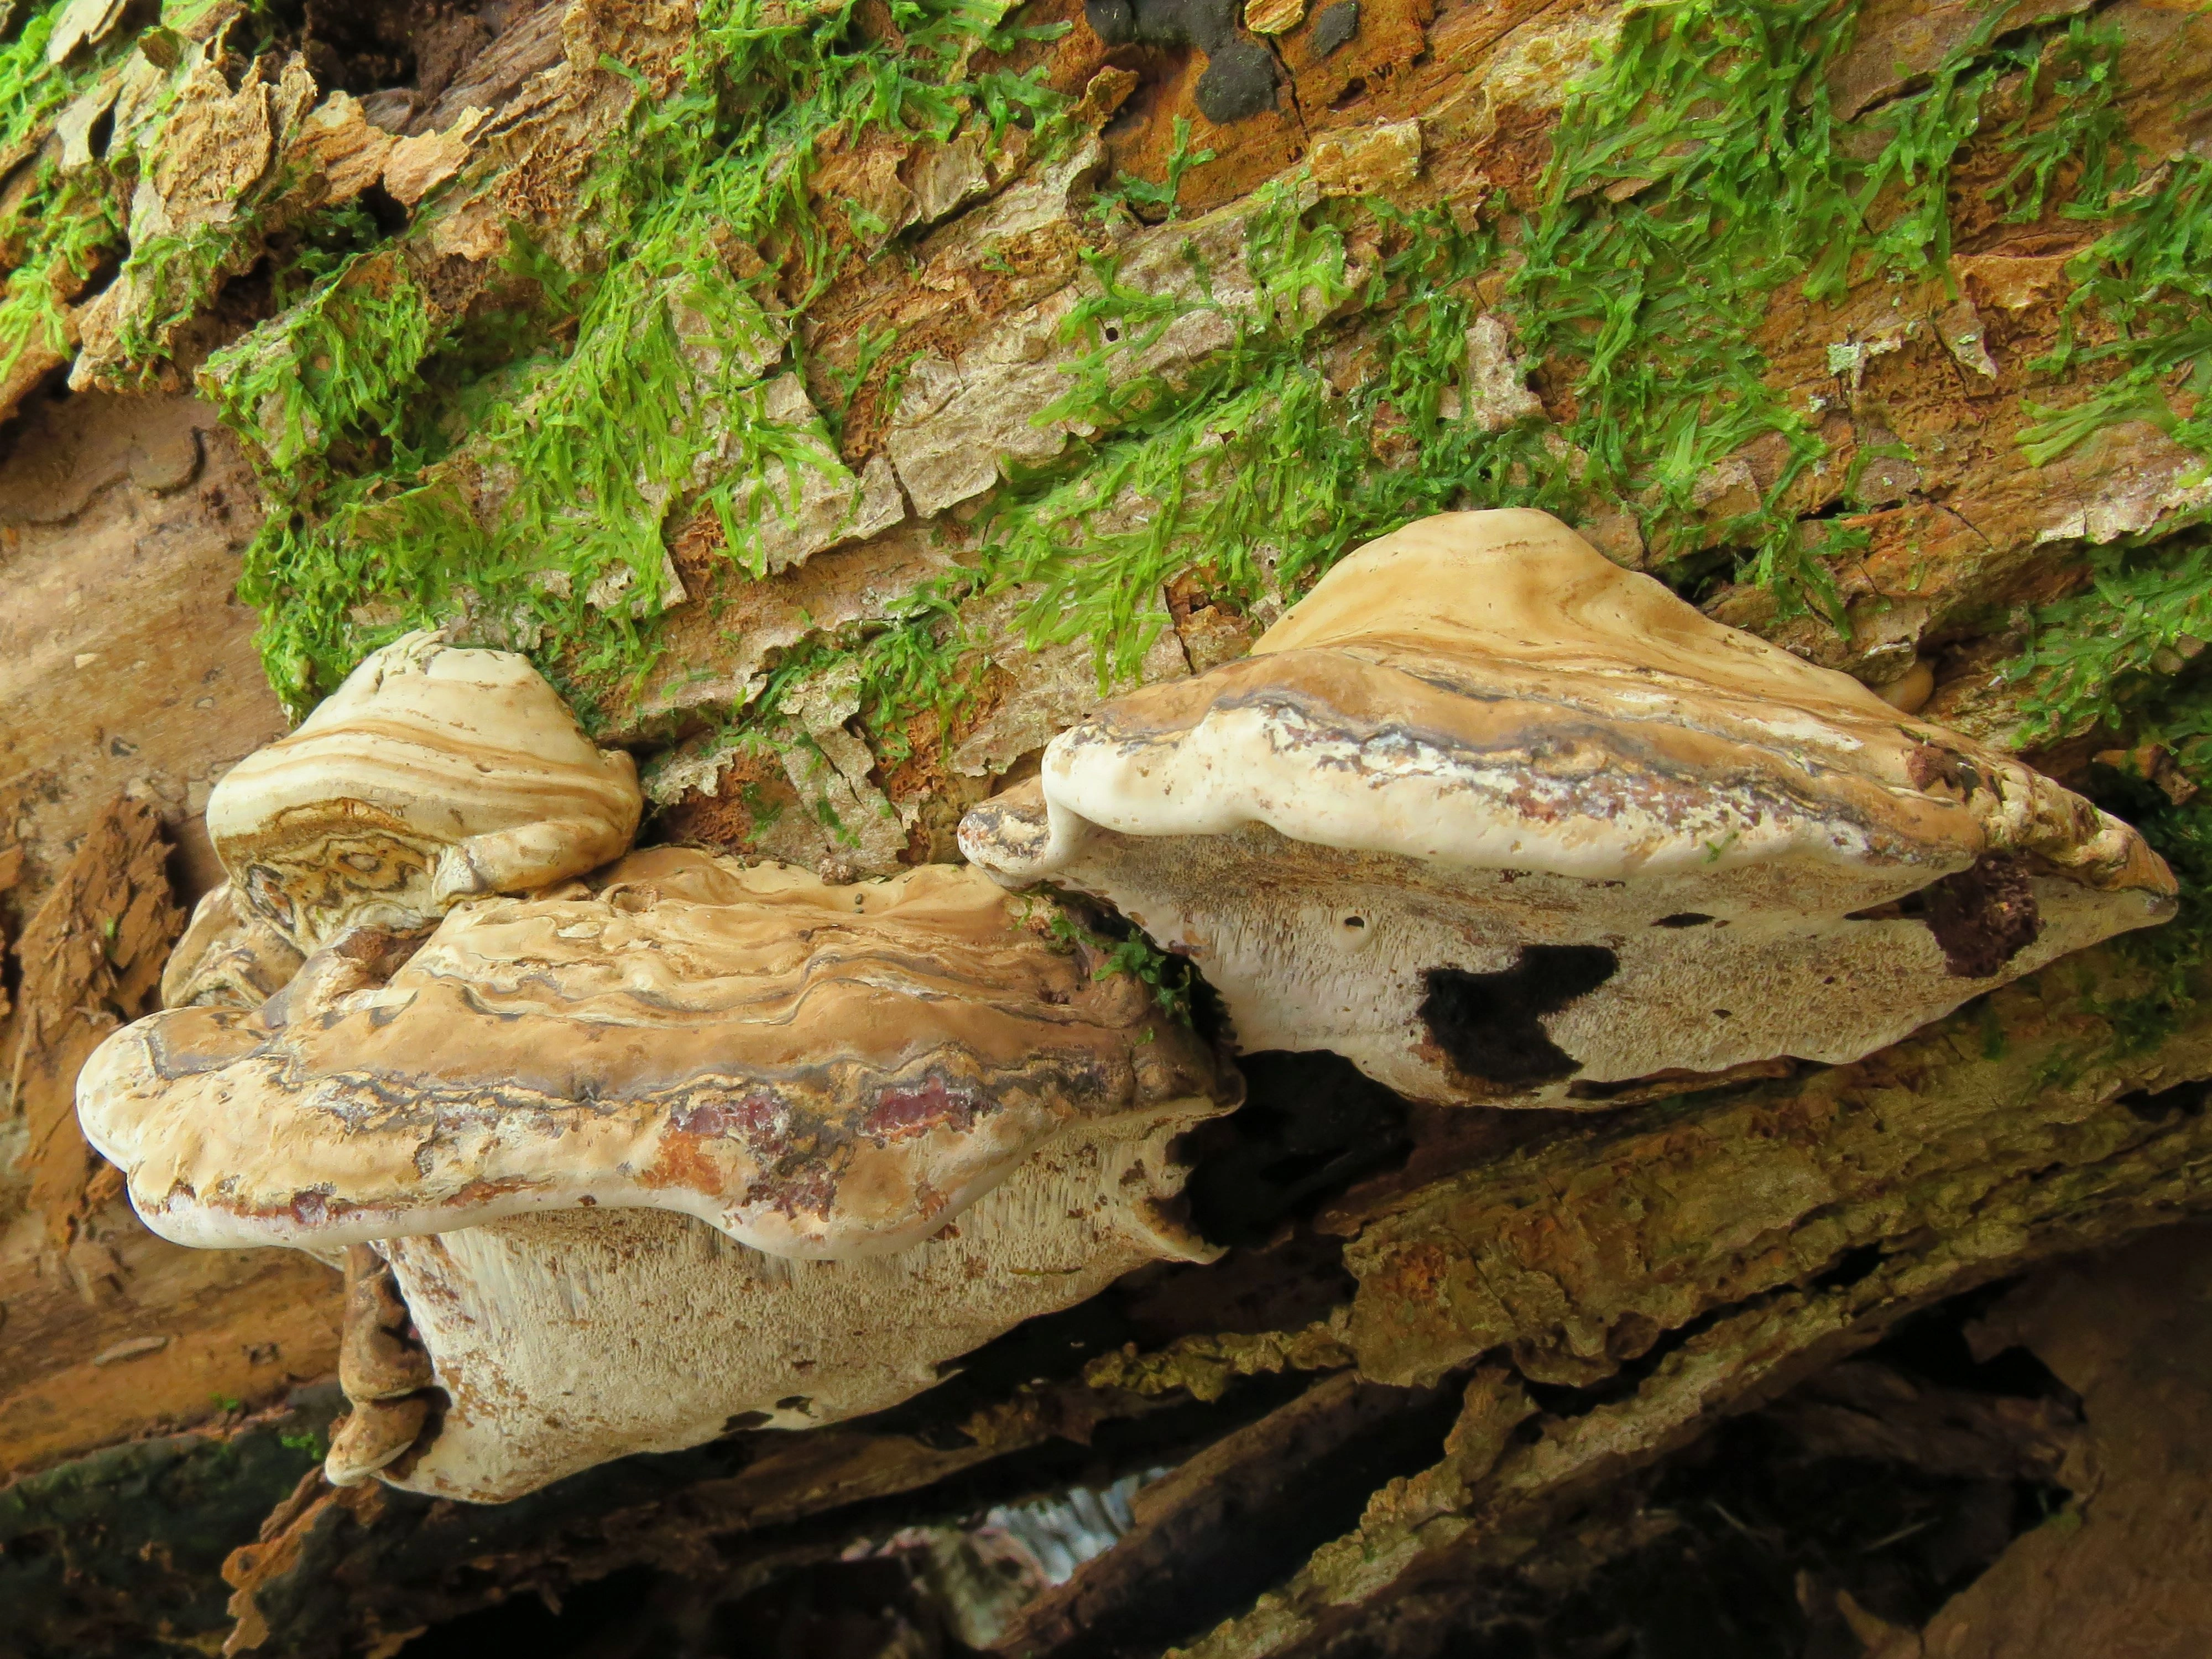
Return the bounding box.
[8,792,181,1246]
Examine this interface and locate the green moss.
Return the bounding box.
[0,0,305,395]
[1511,2,2135,618]
[0,168,120,386]
[872,0,2143,719]
[2006,531,2212,748]
[0,0,2144,800]
[1091,111,1214,221]
[0,3,128,389]
[1999,530,2212,1050]
[2018,154,2212,466]
[1030,898,1200,1025]
[902,0,2123,693]
[215,0,1070,716]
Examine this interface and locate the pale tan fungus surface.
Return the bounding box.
[77,848,1228,1258]
[960,510,2174,1107]
[160,880,306,1010]
[82,844,1233,1500]
[205,630,643,951]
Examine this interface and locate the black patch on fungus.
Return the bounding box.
[1652,912,1715,928]
[1419,945,1619,1086]
[1921,854,2041,979]
[1084,0,1280,124]
[1310,0,1359,58]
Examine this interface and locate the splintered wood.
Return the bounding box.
[8,794,181,1246]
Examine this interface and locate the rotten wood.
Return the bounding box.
[8,792,182,1247]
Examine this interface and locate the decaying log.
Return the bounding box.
[6,0,2212,1651]
[1902,1224,2212,1659]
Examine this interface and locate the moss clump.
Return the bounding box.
[195,0,2140,736]
[2019,154,2212,466]
[882,0,2142,689]
[215,0,1071,716]
[1022,893,1202,1026]
[0,0,2172,794]
[2003,531,2212,1049]
[1514,4,2137,618]
[0,3,128,390]
[642,0,2151,781]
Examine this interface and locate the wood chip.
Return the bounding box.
[92,1334,172,1366]
[1246,0,1306,33]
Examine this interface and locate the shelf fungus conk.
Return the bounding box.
[958,509,2177,1107]
[205,630,643,951]
[160,881,305,1011]
[77,847,1231,1501]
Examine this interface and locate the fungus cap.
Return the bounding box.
[77,848,1230,1259]
[160,881,305,1010]
[958,509,2176,1105]
[205,631,642,950]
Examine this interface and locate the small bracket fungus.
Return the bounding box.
[959,510,2177,1107]
[205,630,641,951]
[79,848,1232,1500]
[326,1244,437,1487]
[160,881,305,1010]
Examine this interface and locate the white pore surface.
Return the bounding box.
[1031,822,2169,1105]
[380,1104,1218,1503]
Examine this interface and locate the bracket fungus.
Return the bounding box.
[160,881,305,1011]
[205,630,642,951]
[959,509,2177,1107]
[325,1244,437,1486]
[79,847,1231,1500]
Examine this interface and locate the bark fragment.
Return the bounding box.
[7,792,181,1247]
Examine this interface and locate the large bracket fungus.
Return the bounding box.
[78,845,1231,1500]
[204,630,643,951]
[959,509,2178,1107]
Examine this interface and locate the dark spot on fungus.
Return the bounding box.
[1652,912,1714,928]
[1905,742,1986,799]
[1418,946,1618,1086]
[862,1073,980,1142]
[1083,0,1279,123]
[1310,0,1359,57]
[1921,853,2042,978]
